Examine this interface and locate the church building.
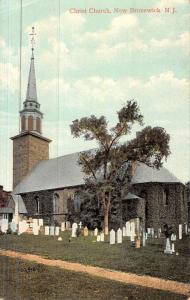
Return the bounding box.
[9,30,188,232]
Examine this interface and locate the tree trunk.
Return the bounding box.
[104,209,109,235]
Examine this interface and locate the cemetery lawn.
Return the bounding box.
[0,255,187,300]
[0,232,189,283]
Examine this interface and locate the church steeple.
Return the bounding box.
[20,27,43,134]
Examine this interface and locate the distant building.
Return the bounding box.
[0,186,12,221]
[9,35,188,232]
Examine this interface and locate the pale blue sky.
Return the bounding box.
[0,0,189,190]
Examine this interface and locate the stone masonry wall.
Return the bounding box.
[13,134,49,188]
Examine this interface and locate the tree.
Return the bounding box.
[70,100,170,234]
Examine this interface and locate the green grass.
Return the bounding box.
[0,231,190,283]
[0,255,187,300]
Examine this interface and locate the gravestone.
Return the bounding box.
[97,235,101,242]
[171,233,177,241]
[100,232,104,242]
[158,228,162,238]
[39,219,43,227]
[185,223,188,235]
[151,228,154,238]
[66,221,71,230]
[79,221,82,229]
[33,224,39,235]
[19,220,29,234]
[45,226,50,235]
[122,226,126,237]
[55,226,60,236]
[147,228,151,235]
[110,229,115,245]
[1,219,8,233]
[83,226,88,237]
[10,221,17,233]
[142,231,146,246]
[58,237,62,241]
[33,219,38,227]
[179,224,182,240]
[117,228,122,244]
[94,228,98,236]
[61,222,65,231]
[71,223,78,237]
[145,232,148,240]
[172,242,175,253]
[164,238,172,254]
[50,226,55,236]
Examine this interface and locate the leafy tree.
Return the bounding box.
[70,100,170,234]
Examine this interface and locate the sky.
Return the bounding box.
[0,0,189,190]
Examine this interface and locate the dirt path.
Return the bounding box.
[0,248,190,297]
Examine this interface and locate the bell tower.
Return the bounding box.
[11,27,51,189]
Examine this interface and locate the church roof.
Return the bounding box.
[26,51,38,102]
[13,152,182,194]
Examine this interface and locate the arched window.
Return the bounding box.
[35,196,40,214]
[53,193,59,214]
[74,192,81,212]
[21,115,26,131]
[163,189,169,206]
[28,115,33,131]
[36,117,41,133]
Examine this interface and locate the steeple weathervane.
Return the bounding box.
[29,26,36,58]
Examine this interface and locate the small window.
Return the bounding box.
[53,193,59,214]
[163,189,169,206]
[35,196,40,214]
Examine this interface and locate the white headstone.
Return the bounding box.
[158,228,162,238]
[61,222,66,231]
[33,224,39,235]
[71,223,78,237]
[151,228,154,238]
[19,220,29,234]
[58,237,62,241]
[185,223,188,235]
[147,228,151,235]
[164,238,172,254]
[142,231,146,246]
[55,226,60,236]
[117,228,122,244]
[10,221,17,233]
[100,232,104,242]
[94,228,98,236]
[39,219,43,227]
[79,221,82,229]
[97,235,101,242]
[45,226,49,235]
[66,221,71,229]
[179,224,182,240]
[33,219,38,227]
[172,242,175,253]
[122,226,126,237]
[110,229,115,245]
[171,233,177,241]
[50,226,55,236]
[1,219,8,233]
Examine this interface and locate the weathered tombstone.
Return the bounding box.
[33,219,38,227]
[61,222,66,232]
[164,238,172,254]
[66,221,71,230]
[1,219,8,233]
[171,233,177,241]
[171,242,175,253]
[33,224,39,235]
[71,223,78,237]
[50,226,55,236]
[55,226,60,236]
[142,231,146,246]
[158,228,162,238]
[100,232,104,242]
[117,228,122,244]
[179,224,182,240]
[110,229,115,245]
[79,221,82,229]
[97,235,101,242]
[10,221,17,233]
[19,220,29,234]
[122,226,126,237]
[58,237,62,241]
[83,226,88,237]
[151,228,154,238]
[39,219,43,227]
[94,228,98,236]
[45,226,50,235]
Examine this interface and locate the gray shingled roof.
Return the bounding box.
[13,152,181,194]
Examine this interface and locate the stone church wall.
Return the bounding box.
[132,182,187,231]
